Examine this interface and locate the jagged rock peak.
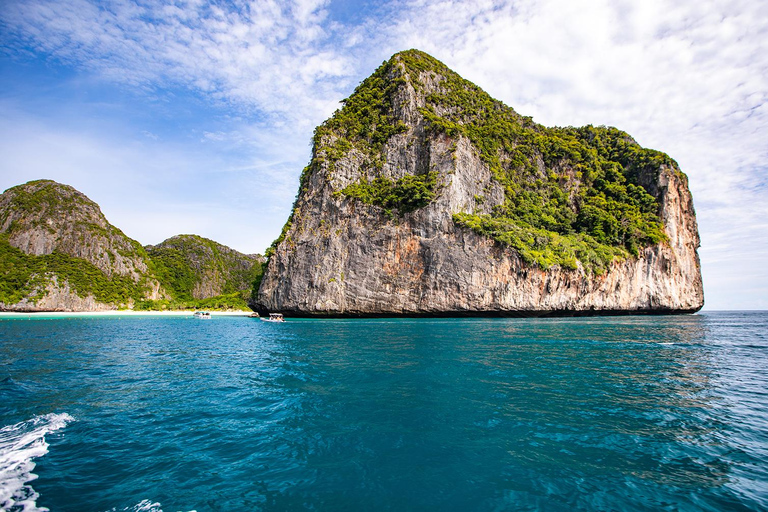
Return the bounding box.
[253,49,703,316]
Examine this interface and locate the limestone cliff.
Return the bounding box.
[0,180,259,311]
[0,180,162,311]
[146,234,264,301]
[0,180,153,281]
[253,50,703,316]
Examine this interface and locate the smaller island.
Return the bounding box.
[0,179,263,312]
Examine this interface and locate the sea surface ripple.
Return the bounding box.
[0,311,766,511]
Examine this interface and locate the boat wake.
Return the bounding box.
[0,413,74,512]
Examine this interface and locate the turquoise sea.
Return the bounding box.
[0,312,766,511]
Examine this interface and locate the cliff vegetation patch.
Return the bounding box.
[132,292,251,312]
[339,171,438,216]
[147,235,263,310]
[0,234,147,306]
[403,51,671,272]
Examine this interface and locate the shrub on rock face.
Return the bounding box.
[340,172,438,216]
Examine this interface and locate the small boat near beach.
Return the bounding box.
[260,313,285,323]
[193,311,212,319]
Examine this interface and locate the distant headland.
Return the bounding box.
[0,179,263,312]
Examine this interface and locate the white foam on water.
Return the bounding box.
[104,500,197,512]
[131,501,161,512]
[0,413,74,512]
[103,500,162,512]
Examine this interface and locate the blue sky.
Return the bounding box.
[1,0,766,310]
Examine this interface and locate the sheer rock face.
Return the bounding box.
[253,53,703,316]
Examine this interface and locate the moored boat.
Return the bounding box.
[260,313,285,322]
[193,311,212,319]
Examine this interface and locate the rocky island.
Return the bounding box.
[0,180,262,311]
[252,50,703,316]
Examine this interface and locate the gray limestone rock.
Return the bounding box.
[0,180,154,282]
[253,51,703,316]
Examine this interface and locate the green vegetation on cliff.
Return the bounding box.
[0,179,91,226]
[339,172,438,216]
[0,234,146,306]
[132,292,250,312]
[148,246,198,300]
[147,234,262,310]
[0,181,260,311]
[308,49,674,273]
[451,213,626,274]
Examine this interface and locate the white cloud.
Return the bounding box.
[1,0,354,127]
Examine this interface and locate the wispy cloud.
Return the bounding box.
[1,0,354,127]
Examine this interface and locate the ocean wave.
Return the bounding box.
[0,413,74,512]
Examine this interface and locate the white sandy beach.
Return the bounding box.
[0,310,256,319]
